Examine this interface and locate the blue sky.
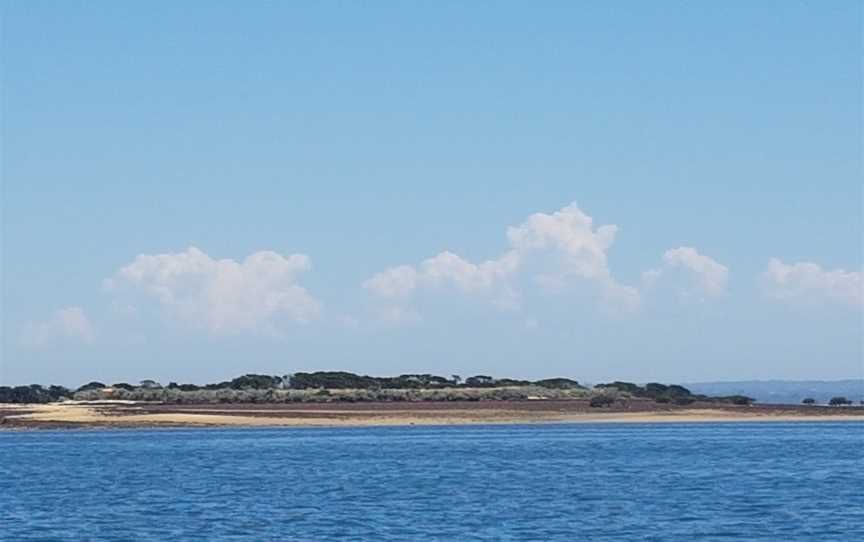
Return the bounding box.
[2,1,861,386]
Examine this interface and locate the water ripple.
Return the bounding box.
[2,422,863,540]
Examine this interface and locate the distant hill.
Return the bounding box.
[685,380,864,405]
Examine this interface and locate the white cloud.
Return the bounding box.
[762,258,863,307]
[106,247,321,334]
[363,202,639,316]
[507,204,618,280]
[421,250,520,292]
[21,307,95,348]
[364,251,520,300]
[644,246,729,297]
[362,265,418,298]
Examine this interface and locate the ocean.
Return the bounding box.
[2,422,862,540]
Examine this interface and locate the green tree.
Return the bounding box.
[724,395,754,406]
[589,395,616,408]
[534,378,582,390]
[464,375,496,388]
[597,381,642,395]
[139,379,162,389]
[77,381,106,392]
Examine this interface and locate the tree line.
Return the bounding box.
[11,372,862,407]
[593,381,754,406]
[0,372,584,403]
[78,372,585,392]
[802,397,859,406]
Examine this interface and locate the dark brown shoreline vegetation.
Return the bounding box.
[2,372,863,430]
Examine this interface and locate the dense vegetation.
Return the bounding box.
[72,385,592,404]
[0,372,758,406]
[594,381,754,406]
[0,385,73,404]
[67,373,589,403]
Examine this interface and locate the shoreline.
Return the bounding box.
[2,400,862,430]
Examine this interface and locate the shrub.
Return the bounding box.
[289,371,380,390]
[589,395,616,408]
[77,381,106,392]
[644,383,669,398]
[596,381,642,395]
[139,379,162,389]
[228,374,283,390]
[802,398,816,405]
[533,378,582,390]
[464,375,497,388]
[0,385,72,404]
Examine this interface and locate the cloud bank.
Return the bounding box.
[644,247,729,298]
[762,258,863,307]
[364,202,640,315]
[106,247,321,334]
[23,204,858,345]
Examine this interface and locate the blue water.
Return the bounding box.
[2,422,862,541]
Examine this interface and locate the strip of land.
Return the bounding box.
[2,400,862,430]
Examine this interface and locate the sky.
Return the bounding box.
[1,1,862,387]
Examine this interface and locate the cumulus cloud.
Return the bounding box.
[106,247,321,334]
[644,246,729,297]
[364,251,519,300]
[21,307,95,348]
[506,204,618,280]
[363,265,418,298]
[421,250,521,293]
[363,202,639,316]
[762,258,863,307]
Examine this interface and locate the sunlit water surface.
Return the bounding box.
[2,422,862,540]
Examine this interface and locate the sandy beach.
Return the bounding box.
[2,400,862,430]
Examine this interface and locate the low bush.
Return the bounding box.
[70,385,592,404]
[589,395,616,408]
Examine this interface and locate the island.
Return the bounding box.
[2,372,862,429]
